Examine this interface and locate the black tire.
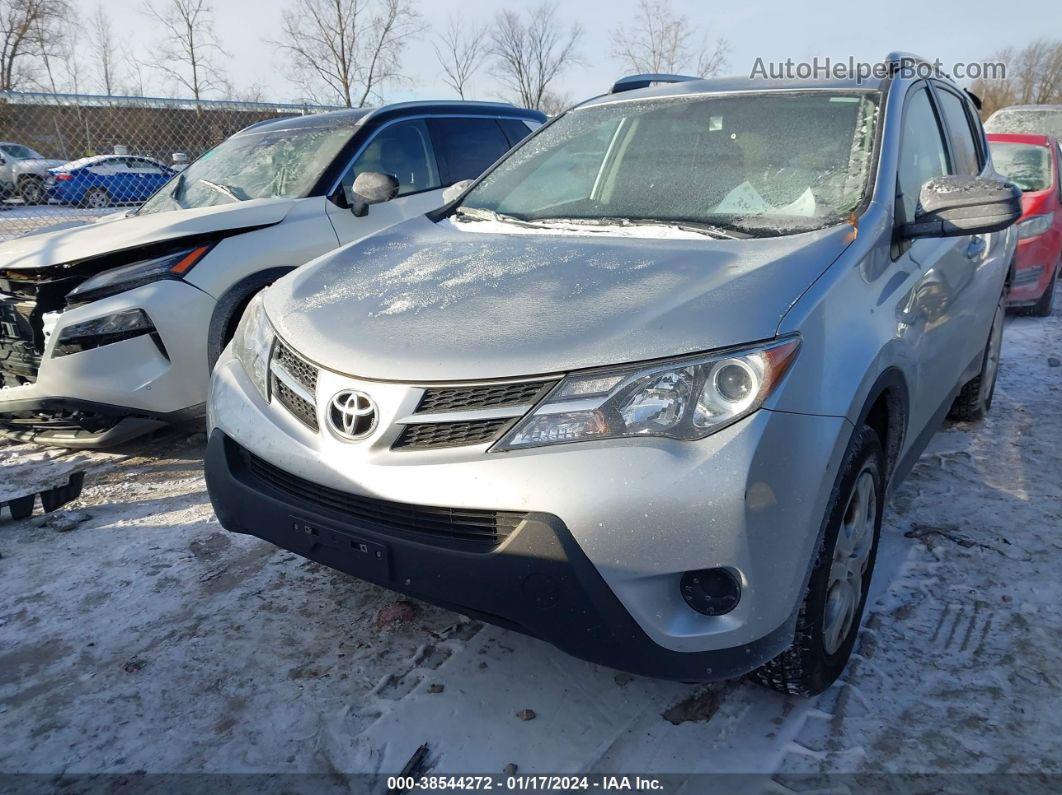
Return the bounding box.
[751,425,885,696]
[18,176,44,205]
[81,187,111,209]
[948,290,1005,422]
[1030,263,1058,317]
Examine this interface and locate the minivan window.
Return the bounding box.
[345,119,440,199]
[429,118,511,184]
[139,125,356,214]
[989,142,1053,192]
[457,92,881,237]
[896,88,949,224]
[936,89,981,174]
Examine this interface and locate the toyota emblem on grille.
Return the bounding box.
[327,390,377,440]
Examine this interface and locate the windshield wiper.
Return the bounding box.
[531,216,746,240]
[454,206,542,228]
[198,179,246,203]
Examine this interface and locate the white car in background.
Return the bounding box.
[0,101,544,447]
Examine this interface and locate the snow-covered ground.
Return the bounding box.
[1,303,1061,781]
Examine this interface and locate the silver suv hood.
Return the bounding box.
[267,215,853,382]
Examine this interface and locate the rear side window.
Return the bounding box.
[428,118,511,184]
[897,87,950,224]
[498,118,535,147]
[935,89,981,175]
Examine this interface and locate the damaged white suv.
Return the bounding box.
[0,102,543,447]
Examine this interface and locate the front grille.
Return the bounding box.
[1,264,95,385]
[241,445,526,549]
[393,418,512,450]
[270,340,320,431]
[416,380,557,413]
[273,340,318,393]
[271,374,319,431]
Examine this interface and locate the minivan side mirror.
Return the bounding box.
[442,179,474,205]
[350,171,399,217]
[900,175,1022,239]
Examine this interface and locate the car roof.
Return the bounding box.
[58,154,156,169]
[986,132,1057,147]
[237,101,546,136]
[576,73,890,111]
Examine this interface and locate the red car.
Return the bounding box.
[987,133,1062,315]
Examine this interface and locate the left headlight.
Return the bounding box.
[230,290,274,401]
[494,337,800,451]
[66,243,214,303]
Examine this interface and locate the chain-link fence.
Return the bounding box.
[0,91,339,240]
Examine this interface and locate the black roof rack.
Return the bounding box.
[610,73,699,94]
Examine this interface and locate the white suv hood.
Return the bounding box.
[0,198,296,270]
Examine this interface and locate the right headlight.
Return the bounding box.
[494,337,800,451]
[230,291,274,401]
[1017,213,1054,240]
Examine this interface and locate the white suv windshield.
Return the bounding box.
[458,92,880,237]
[139,125,355,214]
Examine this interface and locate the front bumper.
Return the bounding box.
[0,280,217,444]
[207,429,795,681]
[205,350,853,677]
[1007,234,1060,305]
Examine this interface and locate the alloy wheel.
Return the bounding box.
[822,469,877,655]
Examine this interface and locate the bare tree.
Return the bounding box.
[490,2,582,112]
[271,0,423,108]
[142,0,226,101]
[88,3,122,96]
[0,0,68,90]
[971,39,1062,118]
[433,16,487,100]
[610,0,728,78]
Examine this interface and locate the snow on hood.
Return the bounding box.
[266,214,854,382]
[0,198,296,270]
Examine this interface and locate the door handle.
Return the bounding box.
[965,237,987,260]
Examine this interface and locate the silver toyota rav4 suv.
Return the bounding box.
[205,56,1020,695]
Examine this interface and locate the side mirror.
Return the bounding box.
[901,175,1022,239]
[350,171,399,217]
[442,179,474,205]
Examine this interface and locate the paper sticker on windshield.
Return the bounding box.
[776,187,817,217]
[714,181,769,215]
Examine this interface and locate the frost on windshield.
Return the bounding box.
[139,125,353,214]
[458,92,879,237]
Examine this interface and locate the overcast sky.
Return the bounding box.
[94,0,1059,106]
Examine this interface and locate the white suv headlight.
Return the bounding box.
[230,291,274,401]
[494,337,800,451]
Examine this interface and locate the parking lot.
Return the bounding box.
[2,299,1060,780]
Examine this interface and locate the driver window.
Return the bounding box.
[342,119,440,202]
[896,88,950,225]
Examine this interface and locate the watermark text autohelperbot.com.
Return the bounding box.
[750,57,1006,83]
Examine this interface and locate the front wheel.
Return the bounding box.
[948,290,1005,422]
[751,425,885,696]
[1030,262,1058,317]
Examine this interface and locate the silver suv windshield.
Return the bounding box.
[139,125,355,214]
[457,91,880,237]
